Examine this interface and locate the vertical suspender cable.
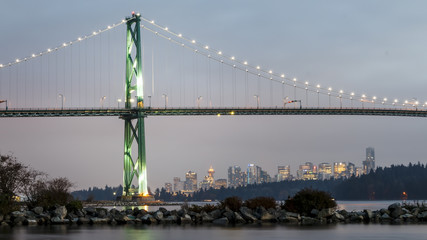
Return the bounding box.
[182,43,186,107]
[8,67,11,107]
[99,33,102,108]
[32,59,34,108]
[64,46,66,108]
[24,60,27,107]
[85,37,88,107]
[220,61,223,107]
[270,74,273,107]
[47,53,50,107]
[55,50,58,108]
[71,44,73,107]
[15,66,18,107]
[195,53,198,107]
[108,30,110,108]
[93,35,96,106]
[206,57,208,108]
[233,66,236,107]
[79,40,81,107]
[245,69,248,107]
[208,56,211,107]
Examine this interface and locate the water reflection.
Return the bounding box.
[1,224,427,240]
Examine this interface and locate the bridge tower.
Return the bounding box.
[121,12,150,199]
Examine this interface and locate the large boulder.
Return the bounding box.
[96,208,108,218]
[33,207,44,215]
[209,209,222,219]
[54,206,68,220]
[388,203,401,211]
[141,214,157,224]
[239,207,257,222]
[260,212,276,222]
[417,211,427,219]
[163,215,177,224]
[331,212,345,222]
[234,212,246,224]
[318,208,334,218]
[387,203,402,218]
[223,211,235,222]
[201,212,214,223]
[381,213,391,221]
[180,214,192,224]
[153,211,164,221]
[51,216,64,224]
[84,207,96,216]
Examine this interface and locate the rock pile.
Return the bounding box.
[0,203,426,227]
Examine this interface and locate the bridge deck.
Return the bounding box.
[0,108,426,118]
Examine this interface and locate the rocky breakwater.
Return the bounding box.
[1,203,426,227]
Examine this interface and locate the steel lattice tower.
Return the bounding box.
[121,12,148,197]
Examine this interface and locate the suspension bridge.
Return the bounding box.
[0,12,426,199]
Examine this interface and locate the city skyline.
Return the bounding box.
[1,1,427,191]
[164,147,375,193]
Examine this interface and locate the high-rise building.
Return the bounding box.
[318,163,332,180]
[164,183,173,193]
[215,179,227,189]
[246,164,269,184]
[277,165,291,181]
[260,169,271,183]
[333,162,347,179]
[297,162,315,180]
[200,166,215,190]
[247,164,257,184]
[228,166,246,187]
[363,147,375,174]
[347,162,355,178]
[355,167,363,177]
[173,177,184,192]
[184,171,197,191]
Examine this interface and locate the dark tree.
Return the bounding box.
[0,155,42,214]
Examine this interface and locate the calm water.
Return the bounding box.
[1,224,427,240]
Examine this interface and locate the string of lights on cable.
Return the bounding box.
[139,15,425,107]
[0,18,130,70]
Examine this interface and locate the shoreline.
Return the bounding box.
[1,202,426,227]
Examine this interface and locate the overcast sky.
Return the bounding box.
[1,1,427,191]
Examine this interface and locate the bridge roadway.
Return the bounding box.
[0,107,426,118]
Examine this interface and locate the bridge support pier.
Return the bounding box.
[121,12,152,200]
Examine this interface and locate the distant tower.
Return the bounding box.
[208,166,215,178]
[363,147,375,174]
[200,166,216,190]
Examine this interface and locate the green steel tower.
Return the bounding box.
[122,12,148,197]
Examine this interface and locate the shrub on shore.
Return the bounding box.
[244,196,276,210]
[283,188,336,215]
[187,203,217,213]
[221,196,242,212]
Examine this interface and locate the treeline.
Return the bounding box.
[334,163,427,200]
[72,163,427,201]
[159,163,427,201]
[72,185,122,201]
